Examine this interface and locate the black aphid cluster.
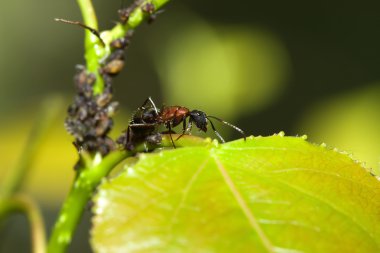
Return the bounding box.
[65,66,118,156]
[65,0,158,156]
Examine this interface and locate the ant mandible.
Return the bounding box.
[118,97,246,150]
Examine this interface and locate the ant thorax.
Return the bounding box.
[159,106,190,127]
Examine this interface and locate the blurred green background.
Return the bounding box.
[1,0,380,252]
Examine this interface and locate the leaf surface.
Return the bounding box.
[91,136,380,253]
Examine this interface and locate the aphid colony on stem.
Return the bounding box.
[62,3,138,157]
[65,66,118,156]
[64,27,134,157]
[117,97,246,150]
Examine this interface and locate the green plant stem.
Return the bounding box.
[47,135,208,253]
[76,0,104,95]
[108,0,170,40]
[0,194,46,253]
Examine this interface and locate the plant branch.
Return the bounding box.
[107,0,170,42]
[0,194,46,253]
[76,0,105,94]
[47,135,208,253]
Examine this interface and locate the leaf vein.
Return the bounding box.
[169,158,209,228]
[272,177,380,250]
[268,167,379,194]
[213,156,274,253]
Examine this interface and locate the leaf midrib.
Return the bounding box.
[212,155,275,253]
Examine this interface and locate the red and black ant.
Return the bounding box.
[117,97,246,150]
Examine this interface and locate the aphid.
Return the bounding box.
[96,92,113,107]
[101,49,125,76]
[110,31,134,49]
[118,0,141,23]
[102,74,113,91]
[118,97,246,150]
[74,65,88,87]
[141,2,164,24]
[141,2,155,14]
[102,59,125,75]
[110,37,129,49]
[95,115,113,136]
[73,66,95,97]
[105,101,119,117]
[118,7,134,23]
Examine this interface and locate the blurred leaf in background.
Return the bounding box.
[0,101,75,207]
[298,83,380,175]
[152,12,291,121]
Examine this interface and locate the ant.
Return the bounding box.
[117,97,246,150]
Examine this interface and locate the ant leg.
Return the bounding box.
[167,124,176,148]
[126,125,132,144]
[207,119,226,143]
[175,118,191,141]
[128,123,156,128]
[176,121,193,141]
[207,116,246,141]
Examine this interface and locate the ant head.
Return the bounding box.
[189,110,208,132]
[142,108,158,123]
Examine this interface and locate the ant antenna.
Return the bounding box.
[147,97,159,115]
[206,116,246,141]
[140,97,159,115]
[206,118,226,143]
[55,18,105,47]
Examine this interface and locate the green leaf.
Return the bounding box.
[91,136,380,253]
